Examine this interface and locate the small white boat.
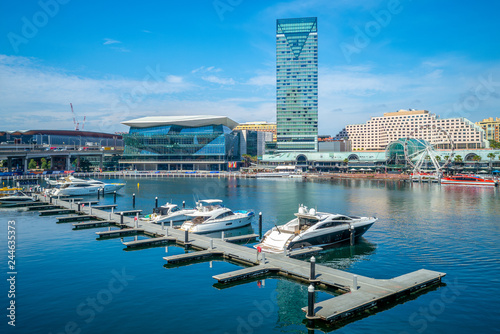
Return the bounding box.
[141,202,195,224]
[0,191,34,205]
[180,199,254,233]
[50,183,101,196]
[255,205,377,254]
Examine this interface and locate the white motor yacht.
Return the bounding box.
[180,199,254,233]
[141,202,195,224]
[46,176,125,193]
[255,205,377,253]
[50,183,101,196]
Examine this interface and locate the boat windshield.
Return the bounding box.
[190,215,210,224]
[298,216,319,229]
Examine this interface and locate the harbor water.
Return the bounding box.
[1,177,499,334]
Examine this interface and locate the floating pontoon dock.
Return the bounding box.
[28,195,445,326]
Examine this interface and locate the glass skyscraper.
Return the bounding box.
[276,17,318,151]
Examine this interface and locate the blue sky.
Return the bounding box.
[1,0,499,135]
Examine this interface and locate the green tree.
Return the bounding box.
[47,160,51,170]
[79,158,91,172]
[472,155,481,162]
[489,140,500,149]
[454,155,463,163]
[343,158,349,165]
[487,152,496,172]
[444,155,450,161]
[40,158,47,170]
[435,155,441,162]
[28,159,37,169]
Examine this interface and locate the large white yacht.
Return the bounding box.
[46,176,125,193]
[255,205,377,253]
[180,199,254,233]
[49,183,101,196]
[141,202,195,224]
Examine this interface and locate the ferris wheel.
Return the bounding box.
[404,124,455,174]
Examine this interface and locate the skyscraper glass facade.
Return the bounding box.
[276,17,318,151]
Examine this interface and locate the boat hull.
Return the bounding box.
[441,180,497,186]
[288,222,374,250]
[154,213,192,224]
[181,214,253,234]
[52,186,100,196]
[257,220,375,253]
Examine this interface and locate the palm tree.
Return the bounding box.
[472,155,481,173]
[487,152,496,172]
[454,155,463,163]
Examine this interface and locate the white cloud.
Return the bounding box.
[103,38,121,45]
[167,75,183,83]
[192,66,223,74]
[201,75,235,85]
[247,74,275,86]
[1,54,498,137]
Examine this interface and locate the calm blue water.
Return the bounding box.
[1,177,499,334]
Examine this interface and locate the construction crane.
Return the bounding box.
[70,103,86,131]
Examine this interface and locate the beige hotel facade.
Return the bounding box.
[334,109,488,151]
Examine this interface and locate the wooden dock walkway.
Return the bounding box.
[115,209,143,216]
[123,236,176,248]
[35,195,446,326]
[72,220,117,229]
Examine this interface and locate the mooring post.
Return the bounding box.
[350,224,355,246]
[165,227,169,236]
[184,230,189,249]
[209,238,213,250]
[132,193,135,208]
[135,213,138,228]
[101,188,105,198]
[89,203,92,215]
[310,256,316,280]
[155,196,158,208]
[113,191,116,203]
[97,188,100,200]
[352,275,358,291]
[182,200,185,209]
[78,203,81,213]
[170,220,173,228]
[120,212,124,226]
[49,195,52,204]
[261,252,266,264]
[221,231,225,241]
[307,284,315,318]
[161,221,164,230]
[259,212,263,238]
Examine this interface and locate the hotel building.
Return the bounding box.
[475,117,500,142]
[233,121,277,141]
[334,109,488,150]
[276,17,318,151]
